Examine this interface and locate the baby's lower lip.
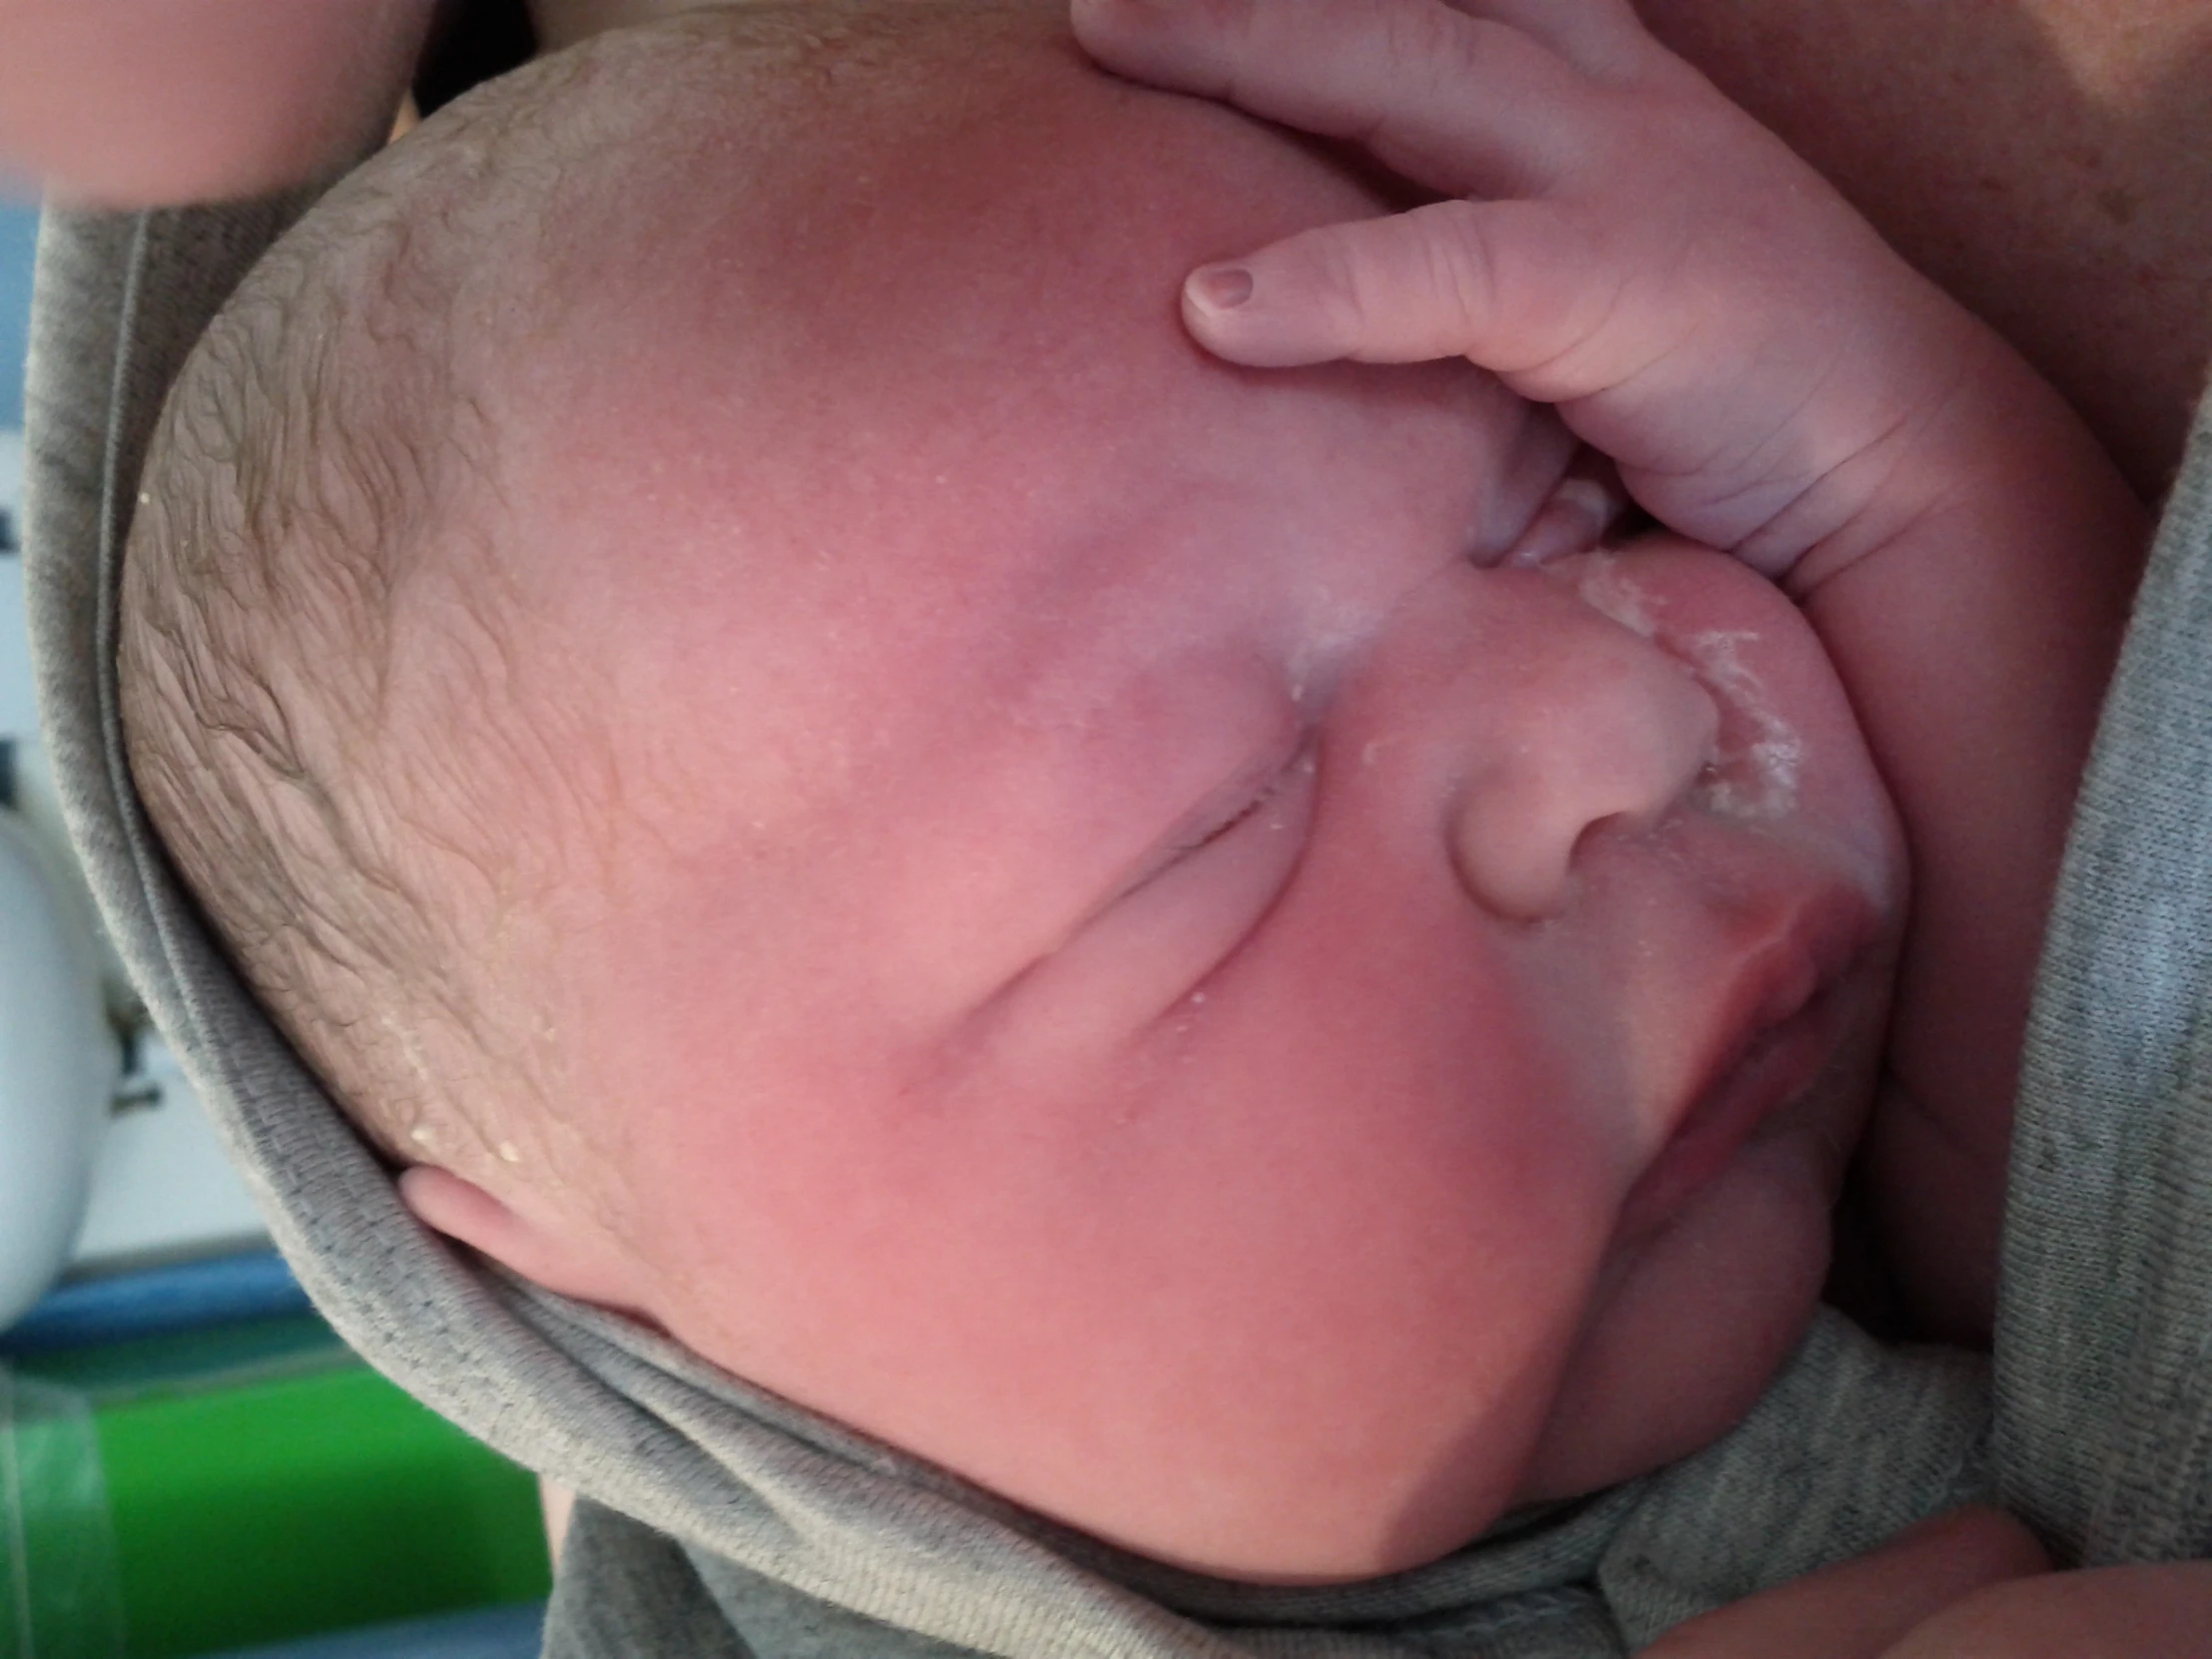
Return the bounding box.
[1615,985,1845,1238]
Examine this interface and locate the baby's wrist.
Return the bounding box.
[1780,317,2147,603]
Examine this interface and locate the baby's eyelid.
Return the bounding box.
[1129,734,1317,899]
[973,747,1316,1071]
[1040,740,1317,1031]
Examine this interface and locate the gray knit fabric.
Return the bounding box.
[21,177,2211,1656]
[1992,387,2212,1569]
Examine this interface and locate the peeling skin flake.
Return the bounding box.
[1682,628,1804,819]
[1567,554,1804,820]
[1567,553,1658,639]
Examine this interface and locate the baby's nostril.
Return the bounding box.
[1564,800,1666,879]
[1564,812,1622,877]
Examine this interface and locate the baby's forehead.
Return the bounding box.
[499,49,1406,580]
[513,15,1393,410]
[482,10,1540,877]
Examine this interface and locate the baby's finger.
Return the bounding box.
[1182,199,1607,383]
[1438,0,1656,84]
[1071,0,1594,199]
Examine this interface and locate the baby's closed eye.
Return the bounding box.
[978,736,1317,1072]
[1146,736,1317,884]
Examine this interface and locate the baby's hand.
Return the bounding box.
[1641,1504,2049,1658]
[1071,0,2004,589]
[1076,0,2151,1341]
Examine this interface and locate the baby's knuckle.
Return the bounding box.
[1428,202,1500,336]
[1310,230,1382,340]
[1364,3,1490,111]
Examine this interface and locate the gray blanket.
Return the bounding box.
[22,186,2212,1656]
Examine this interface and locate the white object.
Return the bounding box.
[1,434,29,746]
[70,1033,269,1270]
[5,453,267,1277]
[0,427,20,542]
[0,807,119,1329]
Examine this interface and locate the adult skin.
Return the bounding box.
[0,0,431,204]
[1637,0,2212,501]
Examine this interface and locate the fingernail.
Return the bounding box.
[1189,265,1254,310]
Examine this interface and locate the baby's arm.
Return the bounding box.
[1073,0,2147,1341]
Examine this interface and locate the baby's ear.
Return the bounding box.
[397,1165,649,1314]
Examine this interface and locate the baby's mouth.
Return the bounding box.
[1616,990,1834,1238]
[1615,883,1882,1239]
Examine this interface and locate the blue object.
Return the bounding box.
[194,1603,547,1659]
[0,202,35,429]
[0,1250,312,1355]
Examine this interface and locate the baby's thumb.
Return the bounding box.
[1181,198,1599,379]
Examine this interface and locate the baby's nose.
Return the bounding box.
[1448,607,1719,921]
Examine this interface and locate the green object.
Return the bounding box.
[6,1326,550,1659]
[1,1370,127,1659]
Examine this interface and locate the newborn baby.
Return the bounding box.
[116,0,2139,1591]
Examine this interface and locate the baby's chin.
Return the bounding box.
[1519,967,1892,1503]
[1517,1119,1852,1501]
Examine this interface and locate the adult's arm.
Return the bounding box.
[0,0,433,205]
[1641,1506,2212,1657]
[1637,0,2212,503]
[1639,1504,2049,1658]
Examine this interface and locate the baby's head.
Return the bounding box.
[121,0,1907,1583]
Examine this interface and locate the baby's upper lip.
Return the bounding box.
[1621,877,1886,1231]
[1706,882,1874,1082]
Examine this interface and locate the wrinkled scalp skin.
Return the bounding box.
[120,118,524,1169]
